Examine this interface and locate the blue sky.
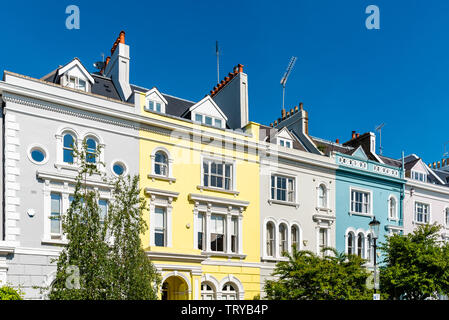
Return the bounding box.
[1,0,448,164]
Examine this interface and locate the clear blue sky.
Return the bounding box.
[2,0,448,164]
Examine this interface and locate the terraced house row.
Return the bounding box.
[0,32,449,299]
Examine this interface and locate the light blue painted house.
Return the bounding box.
[334,140,405,265]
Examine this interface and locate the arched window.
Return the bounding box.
[221,283,237,300]
[266,222,275,257]
[318,184,327,208]
[291,225,299,251]
[63,133,75,163]
[347,232,354,255]
[154,151,168,176]
[201,282,216,300]
[367,234,373,262]
[279,224,287,255]
[389,196,397,219]
[357,233,364,258]
[85,137,97,163]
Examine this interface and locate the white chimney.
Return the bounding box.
[104,31,132,101]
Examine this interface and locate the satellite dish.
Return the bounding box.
[93,61,105,70]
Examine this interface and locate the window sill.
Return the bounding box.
[55,163,105,173]
[268,199,299,208]
[387,217,399,222]
[41,238,68,246]
[316,207,332,213]
[261,256,288,263]
[197,185,239,196]
[148,174,176,184]
[348,211,373,218]
[413,221,429,225]
[201,251,246,259]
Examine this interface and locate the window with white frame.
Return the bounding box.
[291,225,299,251]
[271,175,295,202]
[347,232,355,255]
[197,213,205,250]
[279,224,288,255]
[154,151,169,176]
[411,170,427,183]
[230,217,238,253]
[221,283,237,300]
[389,196,397,220]
[203,160,233,190]
[50,193,62,236]
[278,138,292,148]
[351,189,370,214]
[414,202,429,223]
[194,113,224,128]
[210,215,225,252]
[367,234,373,263]
[85,137,98,164]
[63,133,75,164]
[318,184,327,208]
[319,228,328,256]
[64,75,87,92]
[357,233,364,258]
[201,283,216,300]
[154,207,166,246]
[446,208,449,228]
[147,100,162,112]
[266,222,275,257]
[99,199,108,226]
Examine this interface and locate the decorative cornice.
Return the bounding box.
[144,187,180,199]
[145,251,207,263]
[189,193,249,208]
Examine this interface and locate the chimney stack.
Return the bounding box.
[104,30,132,101]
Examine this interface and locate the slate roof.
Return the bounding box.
[259,125,308,152]
[91,74,121,100]
[310,136,353,156]
[379,155,403,168]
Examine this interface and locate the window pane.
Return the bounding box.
[205,117,213,125]
[99,199,108,222]
[149,101,154,110]
[155,207,165,229]
[156,103,161,112]
[50,193,61,234]
[195,114,202,123]
[214,119,222,128]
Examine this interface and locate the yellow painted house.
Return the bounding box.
[133,66,261,300]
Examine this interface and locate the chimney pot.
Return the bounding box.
[294,106,298,112]
[433,162,437,169]
[274,120,278,126]
[356,133,360,138]
[119,30,125,44]
[352,131,356,139]
[290,108,294,114]
[281,109,286,119]
[299,102,303,110]
[438,161,441,169]
[336,139,340,144]
[286,111,290,117]
[237,64,244,73]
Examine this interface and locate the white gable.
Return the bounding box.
[412,160,428,173]
[276,127,294,140]
[57,58,94,84]
[144,87,167,113]
[189,96,228,121]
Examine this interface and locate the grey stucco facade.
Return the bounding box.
[0,72,141,299]
[259,144,337,296]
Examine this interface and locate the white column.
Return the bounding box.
[149,195,155,246]
[226,213,232,254]
[205,211,211,252]
[167,197,173,247]
[238,214,243,254]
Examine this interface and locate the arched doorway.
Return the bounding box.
[161,275,190,300]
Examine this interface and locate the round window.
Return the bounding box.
[112,162,125,176]
[30,147,46,164]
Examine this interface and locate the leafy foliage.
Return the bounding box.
[48,141,160,300]
[264,246,372,300]
[379,223,449,300]
[0,285,23,300]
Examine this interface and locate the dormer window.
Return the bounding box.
[278,138,292,148]
[64,75,87,92]
[194,113,223,128]
[148,100,162,112]
[411,170,426,182]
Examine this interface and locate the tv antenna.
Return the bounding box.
[443,141,449,158]
[280,56,297,112]
[93,53,105,71]
[375,123,385,155]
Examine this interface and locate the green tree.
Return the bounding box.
[264,247,372,300]
[0,285,23,300]
[379,223,449,300]
[48,141,160,300]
